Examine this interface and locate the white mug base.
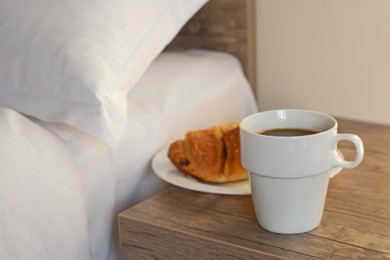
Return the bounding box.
[250,171,330,234]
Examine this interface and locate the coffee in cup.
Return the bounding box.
[240,109,364,234]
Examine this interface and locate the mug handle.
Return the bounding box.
[331,134,364,169]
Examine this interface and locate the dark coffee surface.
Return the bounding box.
[259,128,318,137]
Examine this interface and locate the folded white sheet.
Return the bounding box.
[1,50,258,260]
[0,107,90,260]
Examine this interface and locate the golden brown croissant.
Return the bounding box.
[167,121,247,183]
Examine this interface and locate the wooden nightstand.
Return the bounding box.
[118,119,390,259]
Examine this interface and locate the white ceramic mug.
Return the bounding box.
[240,109,364,234]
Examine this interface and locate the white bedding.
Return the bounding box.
[0,50,258,260]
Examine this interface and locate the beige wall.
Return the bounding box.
[255,0,390,125]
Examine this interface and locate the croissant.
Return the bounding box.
[167,121,247,183]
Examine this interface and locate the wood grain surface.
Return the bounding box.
[119,118,390,259]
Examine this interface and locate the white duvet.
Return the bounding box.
[0,50,258,260]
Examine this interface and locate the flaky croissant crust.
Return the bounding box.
[167,121,247,183]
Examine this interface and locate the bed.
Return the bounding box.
[0,0,257,259]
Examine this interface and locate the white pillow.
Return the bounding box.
[0,0,207,147]
[0,107,90,259]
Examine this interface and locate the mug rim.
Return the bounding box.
[240,109,338,139]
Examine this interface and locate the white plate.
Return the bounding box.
[152,145,343,195]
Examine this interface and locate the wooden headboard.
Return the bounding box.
[167,0,256,94]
